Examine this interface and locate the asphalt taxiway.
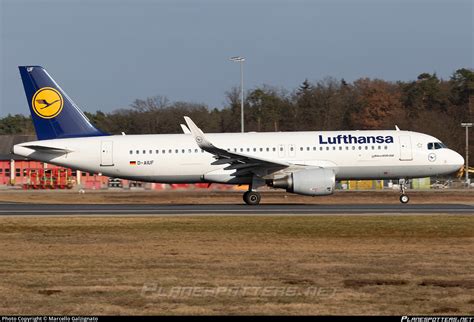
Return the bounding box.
[0,203,472,215]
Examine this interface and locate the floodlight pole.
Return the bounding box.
[461,122,472,187]
[230,56,245,133]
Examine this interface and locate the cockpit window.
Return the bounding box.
[428,142,446,150]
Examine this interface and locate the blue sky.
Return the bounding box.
[1,0,472,117]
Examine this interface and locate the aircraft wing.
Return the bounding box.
[184,116,289,177]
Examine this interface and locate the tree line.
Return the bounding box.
[1,68,472,163]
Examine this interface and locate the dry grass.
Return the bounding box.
[0,215,473,315]
[0,189,472,204]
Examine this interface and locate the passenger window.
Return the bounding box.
[129,150,133,154]
[384,146,388,150]
[272,147,276,152]
[358,146,362,150]
[365,146,368,150]
[339,146,342,150]
[156,150,159,154]
[326,147,329,151]
[320,147,323,151]
[266,147,269,152]
[240,148,244,152]
[260,148,263,152]
[253,148,256,152]
[169,149,172,153]
[352,146,355,150]
[136,150,139,154]
[306,147,310,151]
[149,150,153,154]
[143,150,146,154]
[299,147,302,151]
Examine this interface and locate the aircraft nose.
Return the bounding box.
[450,150,464,170]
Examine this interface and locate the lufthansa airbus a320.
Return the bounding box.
[13,66,464,205]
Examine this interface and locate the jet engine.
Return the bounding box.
[268,168,335,196]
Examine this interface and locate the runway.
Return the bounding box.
[0,203,472,215]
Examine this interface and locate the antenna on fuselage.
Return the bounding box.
[395,125,400,131]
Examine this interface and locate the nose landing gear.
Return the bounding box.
[399,179,410,204]
[400,194,410,204]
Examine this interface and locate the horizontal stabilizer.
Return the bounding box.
[22,145,72,153]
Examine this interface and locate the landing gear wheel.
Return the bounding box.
[243,191,261,205]
[400,194,410,204]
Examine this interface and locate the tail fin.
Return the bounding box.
[19,66,107,140]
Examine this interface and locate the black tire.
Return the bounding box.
[243,191,261,205]
[399,194,410,204]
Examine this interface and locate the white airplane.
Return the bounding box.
[13,66,464,205]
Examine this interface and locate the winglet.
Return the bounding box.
[180,124,191,134]
[183,116,214,149]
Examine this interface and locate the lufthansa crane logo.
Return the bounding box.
[32,87,64,119]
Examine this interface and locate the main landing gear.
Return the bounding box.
[243,176,265,205]
[398,179,410,204]
[243,190,261,205]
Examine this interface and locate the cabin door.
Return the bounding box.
[100,141,114,166]
[399,136,413,161]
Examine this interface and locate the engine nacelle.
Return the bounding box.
[269,168,335,196]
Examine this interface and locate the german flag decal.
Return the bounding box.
[129,161,137,165]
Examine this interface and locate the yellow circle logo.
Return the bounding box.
[32,87,64,119]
